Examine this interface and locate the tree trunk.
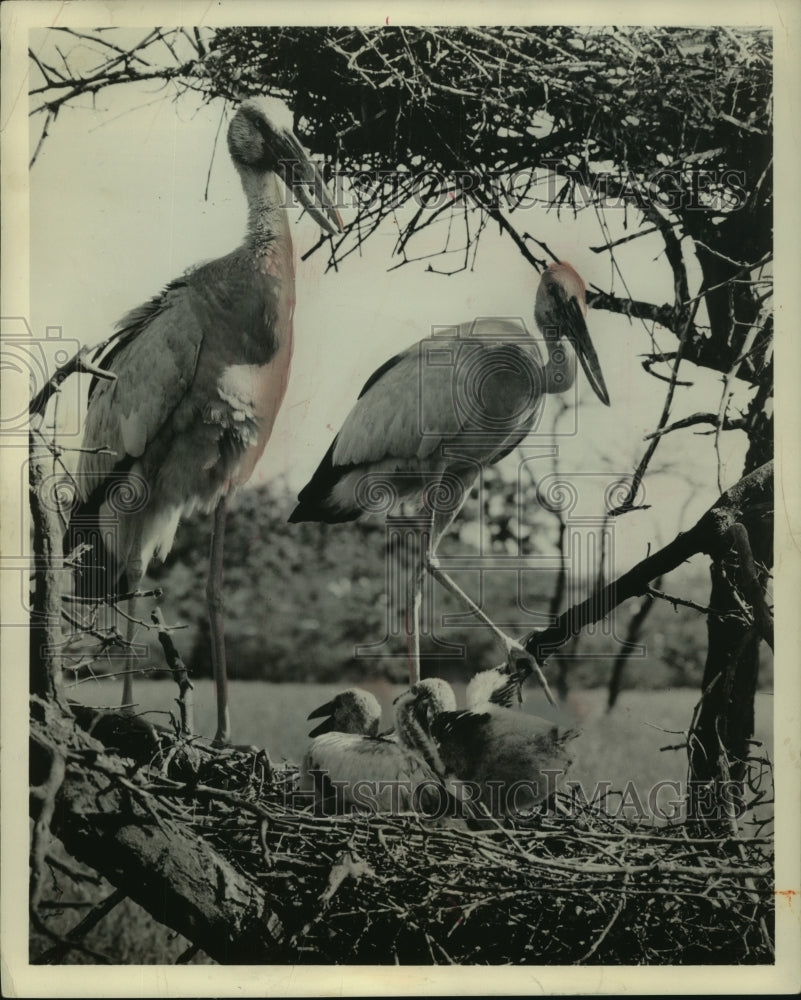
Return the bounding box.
[29,437,66,707]
[30,698,286,964]
[688,383,773,823]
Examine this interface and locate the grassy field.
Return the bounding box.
[46,678,774,965]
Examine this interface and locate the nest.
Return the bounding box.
[142,732,775,966]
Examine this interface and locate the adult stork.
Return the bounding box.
[289,262,610,691]
[300,679,456,813]
[69,98,342,744]
[410,676,579,817]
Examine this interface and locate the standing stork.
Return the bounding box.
[289,262,609,691]
[69,98,342,744]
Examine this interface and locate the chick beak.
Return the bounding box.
[307,699,337,737]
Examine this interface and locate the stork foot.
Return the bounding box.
[424,552,556,706]
[502,639,556,708]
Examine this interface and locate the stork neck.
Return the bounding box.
[397,705,445,775]
[239,170,292,254]
[542,332,577,396]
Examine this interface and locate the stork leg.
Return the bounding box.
[405,578,422,686]
[402,520,430,687]
[207,494,231,745]
[117,514,144,711]
[121,557,143,711]
[425,512,556,707]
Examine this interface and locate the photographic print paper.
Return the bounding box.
[2,0,799,995]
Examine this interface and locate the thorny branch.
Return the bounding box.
[29,344,116,422]
[152,608,195,736]
[523,461,773,665]
[644,412,747,440]
[646,587,747,623]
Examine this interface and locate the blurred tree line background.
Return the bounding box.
[123,474,766,696]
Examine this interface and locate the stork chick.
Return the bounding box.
[306,688,382,738]
[412,676,579,818]
[300,680,455,814]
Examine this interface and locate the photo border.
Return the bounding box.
[2,1,799,995]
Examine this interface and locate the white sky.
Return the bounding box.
[29,71,751,578]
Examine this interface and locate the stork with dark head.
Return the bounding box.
[289,261,609,692]
[408,674,579,818]
[67,98,342,744]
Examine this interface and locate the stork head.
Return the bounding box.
[466,665,524,710]
[394,677,457,732]
[307,688,381,737]
[228,97,342,235]
[534,261,610,406]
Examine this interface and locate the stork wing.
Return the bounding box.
[429,709,493,778]
[76,278,204,505]
[333,332,545,468]
[301,733,440,811]
[290,322,546,523]
[432,708,577,804]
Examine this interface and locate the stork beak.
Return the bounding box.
[276,129,343,236]
[563,298,611,406]
[307,699,337,737]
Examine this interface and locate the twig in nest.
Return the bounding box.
[576,872,629,963]
[151,607,194,735]
[320,848,378,905]
[30,744,69,946]
[45,851,103,886]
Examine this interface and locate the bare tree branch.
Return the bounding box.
[644,412,747,440]
[523,461,773,665]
